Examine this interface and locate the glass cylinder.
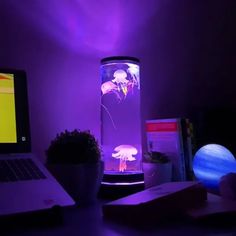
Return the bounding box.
[100,56,142,175]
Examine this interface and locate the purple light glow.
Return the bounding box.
[1,0,234,168]
[5,0,123,53]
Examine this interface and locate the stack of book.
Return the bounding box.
[145,118,194,181]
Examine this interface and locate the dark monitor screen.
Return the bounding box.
[0,69,31,153]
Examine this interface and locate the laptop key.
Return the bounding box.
[1,160,18,182]
[0,158,47,182]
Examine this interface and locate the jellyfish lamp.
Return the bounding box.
[193,144,236,192]
[100,56,144,187]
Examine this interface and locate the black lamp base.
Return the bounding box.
[99,171,144,200]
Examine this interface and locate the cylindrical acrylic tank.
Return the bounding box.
[100,56,143,186]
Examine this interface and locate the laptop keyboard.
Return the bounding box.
[0,158,47,182]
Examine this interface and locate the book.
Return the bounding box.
[102,181,207,224]
[145,118,194,181]
[180,118,195,180]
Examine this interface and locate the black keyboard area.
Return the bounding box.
[0,158,47,182]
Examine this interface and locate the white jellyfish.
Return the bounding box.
[112,69,129,97]
[127,63,140,89]
[112,145,138,172]
[112,69,129,84]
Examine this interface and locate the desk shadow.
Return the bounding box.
[0,206,64,234]
[103,212,236,234]
[103,213,188,230]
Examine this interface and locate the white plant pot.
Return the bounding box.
[143,162,172,189]
[46,161,104,205]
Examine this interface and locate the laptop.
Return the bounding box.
[0,69,75,216]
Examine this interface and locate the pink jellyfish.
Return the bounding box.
[112,145,138,172]
[101,81,117,95]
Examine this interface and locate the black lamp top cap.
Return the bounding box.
[101,56,140,63]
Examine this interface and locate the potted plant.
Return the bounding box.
[45,129,104,205]
[142,151,172,189]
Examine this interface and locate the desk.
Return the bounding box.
[1,199,236,236]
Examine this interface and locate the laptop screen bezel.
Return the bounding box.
[0,69,31,154]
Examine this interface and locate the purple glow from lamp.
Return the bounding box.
[5,0,122,53]
[100,56,142,179]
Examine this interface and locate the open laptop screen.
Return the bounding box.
[0,69,31,153]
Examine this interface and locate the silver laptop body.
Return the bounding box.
[0,69,74,216]
[0,153,74,216]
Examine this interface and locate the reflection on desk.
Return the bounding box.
[1,197,236,236]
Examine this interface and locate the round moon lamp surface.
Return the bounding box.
[193,144,236,191]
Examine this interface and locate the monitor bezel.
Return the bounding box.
[0,68,31,153]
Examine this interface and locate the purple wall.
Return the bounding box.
[0,0,236,160]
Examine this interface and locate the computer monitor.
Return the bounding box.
[0,69,31,153]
